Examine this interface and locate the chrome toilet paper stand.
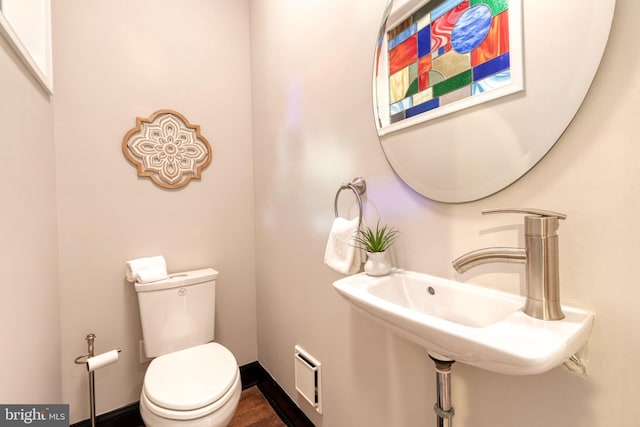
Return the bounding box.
[74,333,97,426]
[74,333,121,427]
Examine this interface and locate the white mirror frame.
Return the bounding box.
[374,0,615,203]
[0,0,53,94]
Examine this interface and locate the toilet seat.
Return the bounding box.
[143,342,239,420]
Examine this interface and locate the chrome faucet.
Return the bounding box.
[452,208,567,321]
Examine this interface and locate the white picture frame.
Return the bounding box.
[0,0,53,94]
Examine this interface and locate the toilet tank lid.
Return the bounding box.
[134,268,218,292]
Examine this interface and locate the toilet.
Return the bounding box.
[135,268,241,427]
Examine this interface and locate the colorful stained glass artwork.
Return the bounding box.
[431,1,469,52]
[390,68,410,103]
[388,23,417,50]
[376,0,522,132]
[441,85,472,106]
[389,35,418,74]
[406,97,439,118]
[451,5,493,53]
[417,26,431,57]
[432,0,468,21]
[473,52,510,80]
[473,0,508,16]
[472,70,511,95]
[432,51,470,79]
[471,10,509,65]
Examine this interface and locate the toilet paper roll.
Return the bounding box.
[87,350,119,372]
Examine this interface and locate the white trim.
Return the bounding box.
[0,0,53,94]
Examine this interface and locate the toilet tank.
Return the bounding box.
[134,268,219,357]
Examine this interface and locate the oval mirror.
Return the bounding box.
[373,0,615,203]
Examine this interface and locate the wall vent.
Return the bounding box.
[294,345,322,414]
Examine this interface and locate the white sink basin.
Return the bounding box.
[333,269,594,375]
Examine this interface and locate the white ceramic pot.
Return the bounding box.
[364,251,391,276]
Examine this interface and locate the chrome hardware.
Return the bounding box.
[451,247,526,272]
[73,333,95,365]
[74,334,97,427]
[334,177,366,225]
[481,208,567,220]
[73,334,122,427]
[430,356,455,427]
[452,208,567,321]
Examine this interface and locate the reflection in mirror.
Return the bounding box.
[373,0,615,203]
[0,0,53,94]
[374,0,523,136]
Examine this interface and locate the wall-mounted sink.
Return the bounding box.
[333,269,593,375]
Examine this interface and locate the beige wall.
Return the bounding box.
[52,1,256,423]
[0,35,61,402]
[4,0,640,426]
[251,0,640,426]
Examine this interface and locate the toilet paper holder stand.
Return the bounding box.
[74,333,121,427]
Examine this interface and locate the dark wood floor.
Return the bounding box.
[229,386,286,427]
[70,362,314,427]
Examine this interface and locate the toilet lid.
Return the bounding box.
[144,342,238,411]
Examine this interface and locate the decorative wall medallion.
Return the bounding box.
[122,109,212,189]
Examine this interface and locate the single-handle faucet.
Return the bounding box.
[452,208,567,321]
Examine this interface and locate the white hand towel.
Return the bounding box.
[324,217,362,275]
[124,255,168,283]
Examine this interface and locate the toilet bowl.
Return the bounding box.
[134,269,241,426]
[139,342,241,427]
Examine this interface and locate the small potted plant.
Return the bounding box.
[354,221,399,276]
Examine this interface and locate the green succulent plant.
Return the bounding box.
[353,221,399,253]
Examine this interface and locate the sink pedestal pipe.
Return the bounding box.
[429,355,455,427]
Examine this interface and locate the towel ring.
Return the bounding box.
[334,177,366,225]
